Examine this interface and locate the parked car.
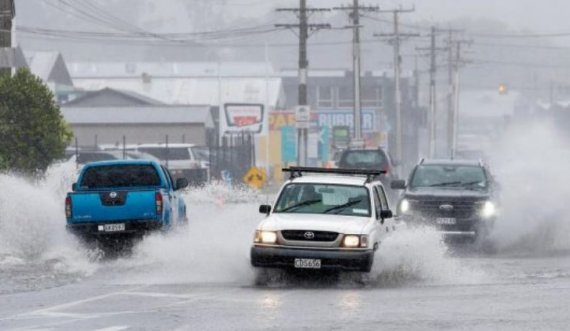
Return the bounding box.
[391,159,499,244]
[66,148,126,166]
[251,167,395,272]
[65,160,188,245]
[137,143,208,185]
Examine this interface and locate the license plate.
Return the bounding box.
[294,258,321,269]
[436,217,456,225]
[102,223,125,232]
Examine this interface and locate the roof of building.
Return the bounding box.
[69,61,284,107]
[0,46,27,69]
[24,51,73,86]
[70,61,277,78]
[63,87,165,107]
[62,106,213,127]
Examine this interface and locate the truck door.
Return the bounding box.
[376,185,395,232]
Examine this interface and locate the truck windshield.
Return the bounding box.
[274,183,370,217]
[410,165,488,190]
[80,165,161,189]
[138,147,190,161]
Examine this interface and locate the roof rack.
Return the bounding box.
[282,167,386,182]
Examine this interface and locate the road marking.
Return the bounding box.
[0,285,148,321]
[93,327,129,331]
[124,292,196,299]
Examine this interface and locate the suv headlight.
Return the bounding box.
[399,199,410,214]
[254,230,277,244]
[481,201,496,218]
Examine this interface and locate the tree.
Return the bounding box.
[0,68,72,176]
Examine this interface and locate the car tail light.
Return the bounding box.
[383,164,390,174]
[155,192,163,215]
[65,196,72,218]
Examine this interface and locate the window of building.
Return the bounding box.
[317,86,334,108]
[362,85,383,108]
[337,86,353,108]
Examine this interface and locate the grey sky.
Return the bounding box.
[250,0,570,34]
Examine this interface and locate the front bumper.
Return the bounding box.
[397,214,494,239]
[251,245,374,272]
[66,220,163,238]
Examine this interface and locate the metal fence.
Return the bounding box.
[206,131,255,184]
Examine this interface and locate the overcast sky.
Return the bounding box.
[249,0,570,34]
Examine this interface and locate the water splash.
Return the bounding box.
[486,121,570,255]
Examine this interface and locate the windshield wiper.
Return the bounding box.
[323,199,362,214]
[461,181,486,190]
[429,181,461,187]
[279,199,322,212]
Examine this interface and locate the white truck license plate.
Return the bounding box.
[436,218,456,225]
[103,223,126,232]
[294,258,321,269]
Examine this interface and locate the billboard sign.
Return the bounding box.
[222,103,265,135]
[316,110,376,133]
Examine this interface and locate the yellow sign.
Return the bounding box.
[243,167,267,189]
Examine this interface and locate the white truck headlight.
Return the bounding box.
[254,230,277,244]
[342,235,360,248]
[481,201,496,218]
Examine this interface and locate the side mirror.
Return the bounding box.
[175,178,189,190]
[391,179,406,190]
[72,182,78,191]
[259,204,271,215]
[380,210,393,219]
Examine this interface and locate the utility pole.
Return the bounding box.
[276,0,330,166]
[334,1,378,147]
[416,27,448,159]
[444,30,470,159]
[428,27,438,159]
[374,7,418,171]
[0,0,15,76]
[446,30,454,159]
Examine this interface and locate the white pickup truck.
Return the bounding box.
[251,167,396,272]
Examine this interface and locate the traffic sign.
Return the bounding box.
[243,167,268,189]
[295,105,311,129]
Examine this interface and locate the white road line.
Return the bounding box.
[0,285,148,321]
[124,292,196,299]
[92,326,129,331]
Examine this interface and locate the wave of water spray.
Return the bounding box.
[487,121,570,255]
[0,162,97,294]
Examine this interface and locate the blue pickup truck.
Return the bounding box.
[65,160,188,241]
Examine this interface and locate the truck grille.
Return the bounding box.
[281,230,339,242]
[410,198,481,219]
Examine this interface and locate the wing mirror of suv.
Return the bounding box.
[380,210,393,219]
[175,178,189,190]
[72,182,78,191]
[259,204,272,215]
[391,179,406,190]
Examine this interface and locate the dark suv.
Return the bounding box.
[391,159,498,242]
